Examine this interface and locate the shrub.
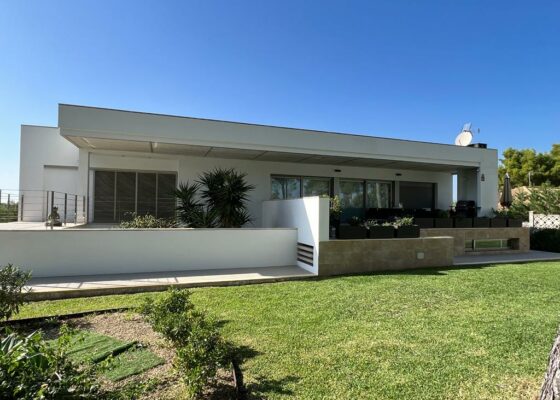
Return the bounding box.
[530,229,560,253]
[139,288,204,344]
[119,213,176,229]
[0,329,102,399]
[139,288,230,398]
[198,168,255,228]
[0,264,31,320]
[394,216,415,227]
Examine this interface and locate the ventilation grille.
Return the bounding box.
[297,242,314,266]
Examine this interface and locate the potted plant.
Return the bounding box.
[394,216,420,238]
[454,216,473,228]
[45,206,62,227]
[338,216,367,239]
[414,216,434,229]
[434,210,453,228]
[473,216,490,228]
[364,219,394,239]
[329,196,342,239]
[490,209,507,227]
[507,217,523,227]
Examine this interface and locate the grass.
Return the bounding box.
[17,261,560,399]
[65,330,164,381]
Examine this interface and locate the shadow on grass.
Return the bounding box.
[246,375,300,399]
[225,343,300,399]
[311,263,491,280]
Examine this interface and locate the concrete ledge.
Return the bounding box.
[318,237,454,276]
[420,227,530,256]
[25,266,314,301]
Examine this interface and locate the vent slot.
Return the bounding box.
[297,242,314,266]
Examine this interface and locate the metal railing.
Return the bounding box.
[0,189,87,225]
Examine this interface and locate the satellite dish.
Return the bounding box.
[454,123,474,146]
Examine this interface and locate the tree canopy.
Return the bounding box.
[499,144,560,187]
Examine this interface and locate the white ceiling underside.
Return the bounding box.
[65,136,472,173]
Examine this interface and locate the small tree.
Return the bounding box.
[197,168,255,228]
[0,264,31,320]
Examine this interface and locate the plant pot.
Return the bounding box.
[454,217,473,228]
[395,225,420,238]
[473,217,490,228]
[368,226,395,239]
[414,217,434,229]
[434,218,453,228]
[507,218,523,228]
[490,218,507,228]
[338,225,367,239]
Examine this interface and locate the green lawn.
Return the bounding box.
[17,262,560,399]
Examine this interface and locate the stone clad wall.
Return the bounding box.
[318,237,454,276]
[420,227,530,256]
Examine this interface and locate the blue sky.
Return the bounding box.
[1,1,558,190]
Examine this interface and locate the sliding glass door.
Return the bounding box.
[93,170,177,222]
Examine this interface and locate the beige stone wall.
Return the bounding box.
[318,237,454,276]
[420,227,530,256]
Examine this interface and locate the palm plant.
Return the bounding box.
[197,168,255,228]
[175,182,217,228]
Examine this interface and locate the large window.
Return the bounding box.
[366,181,392,208]
[399,181,435,209]
[339,179,365,221]
[271,176,301,199]
[271,176,330,199]
[94,170,177,222]
[303,177,330,197]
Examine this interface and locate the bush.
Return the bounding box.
[0,264,31,320]
[139,288,230,398]
[530,229,560,252]
[198,168,255,228]
[119,213,176,229]
[0,329,102,399]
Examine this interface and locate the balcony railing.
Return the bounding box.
[0,189,87,225]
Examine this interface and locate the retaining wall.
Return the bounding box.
[318,236,454,276]
[0,228,297,278]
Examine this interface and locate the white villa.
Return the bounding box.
[1,104,530,284]
[19,104,498,224]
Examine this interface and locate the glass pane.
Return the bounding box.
[157,174,177,219]
[399,182,435,209]
[94,171,115,222]
[116,172,136,222]
[366,181,392,208]
[270,177,300,199]
[303,178,330,197]
[137,173,156,217]
[338,180,364,222]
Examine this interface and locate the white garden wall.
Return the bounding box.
[0,228,297,278]
[262,196,329,274]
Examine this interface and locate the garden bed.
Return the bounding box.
[8,311,240,399]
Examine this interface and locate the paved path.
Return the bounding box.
[26,266,314,300]
[454,250,560,266]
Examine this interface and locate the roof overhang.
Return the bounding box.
[60,104,495,173]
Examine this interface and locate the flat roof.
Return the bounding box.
[58,103,492,150]
[58,104,497,171]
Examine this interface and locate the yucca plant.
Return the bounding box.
[175,181,218,228]
[197,168,255,228]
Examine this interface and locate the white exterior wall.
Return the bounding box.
[0,228,297,278]
[18,126,80,221]
[79,150,453,225]
[176,154,453,226]
[262,197,329,274]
